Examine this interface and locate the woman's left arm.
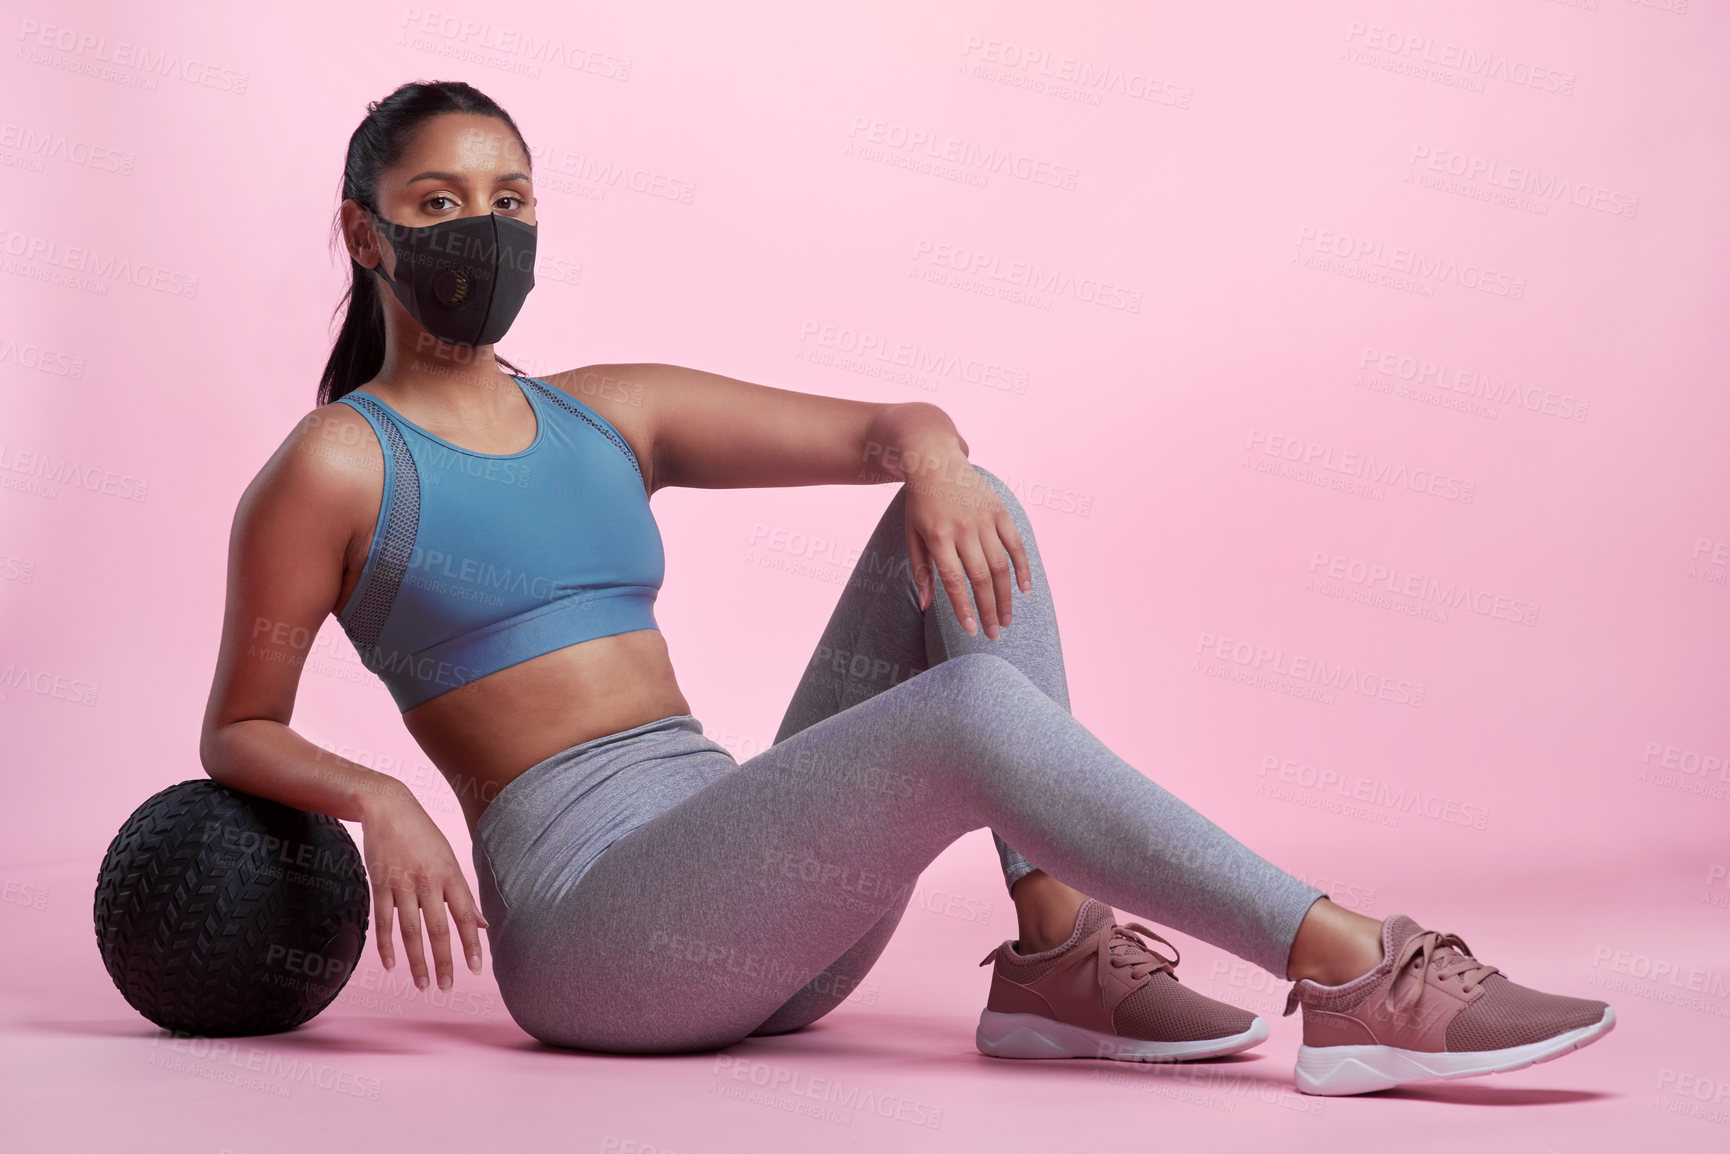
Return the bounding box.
[548,361,1030,638]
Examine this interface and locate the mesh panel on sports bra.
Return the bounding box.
[520,377,642,479]
[341,393,422,654]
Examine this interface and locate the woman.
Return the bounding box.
[200,81,1614,1097]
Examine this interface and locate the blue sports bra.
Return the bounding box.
[332,375,665,712]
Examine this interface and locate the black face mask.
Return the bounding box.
[368,209,538,348]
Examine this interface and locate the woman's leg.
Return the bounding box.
[771,463,1069,891]
[748,465,1078,1032]
[498,649,1326,1054]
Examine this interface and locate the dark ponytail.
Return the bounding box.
[318,80,532,406]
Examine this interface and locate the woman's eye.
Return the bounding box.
[495,195,523,211]
[425,195,455,212]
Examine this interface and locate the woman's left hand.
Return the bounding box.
[900,447,1032,639]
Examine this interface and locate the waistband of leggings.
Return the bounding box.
[475,712,707,845]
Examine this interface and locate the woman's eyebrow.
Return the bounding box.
[406,169,533,185]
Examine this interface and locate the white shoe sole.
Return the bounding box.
[976,1009,1269,1062]
[1293,1005,1617,1095]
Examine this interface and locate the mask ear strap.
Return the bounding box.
[362,206,398,285]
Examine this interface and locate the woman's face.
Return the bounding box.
[348,111,536,271]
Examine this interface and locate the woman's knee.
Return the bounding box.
[901,652,1051,784]
[924,650,1040,715]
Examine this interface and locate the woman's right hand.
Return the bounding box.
[359,782,488,991]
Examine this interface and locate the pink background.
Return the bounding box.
[2,1,1726,1151]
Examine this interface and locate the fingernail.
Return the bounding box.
[416,974,428,990]
[986,624,1000,641]
[439,974,452,991]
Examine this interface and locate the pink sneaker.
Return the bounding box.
[976,898,1268,1062]
[1284,913,1616,1095]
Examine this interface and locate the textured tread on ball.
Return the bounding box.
[93,780,371,1036]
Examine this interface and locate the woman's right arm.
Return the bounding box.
[198,407,485,993]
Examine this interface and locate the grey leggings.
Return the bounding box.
[471,463,1327,1053]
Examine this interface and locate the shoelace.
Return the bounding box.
[981,921,1182,994]
[1384,929,1501,1015]
[1094,922,1182,992]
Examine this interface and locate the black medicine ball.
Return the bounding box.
[93,779,370,1036]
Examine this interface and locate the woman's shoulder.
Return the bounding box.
[532,366,653,482]
[241,400,385,523]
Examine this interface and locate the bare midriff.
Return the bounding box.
[331,572,692,842]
